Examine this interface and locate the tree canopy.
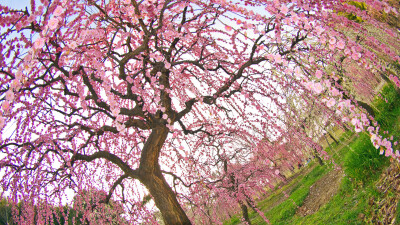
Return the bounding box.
[0,0,399,224]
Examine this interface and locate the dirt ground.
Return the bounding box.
[296,134,355,217]
[296,168,344,216]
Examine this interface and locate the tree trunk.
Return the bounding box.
[313,149,324,166]
[356,100,375,117]
[141,171,191,225]
[324,134,339,159]
[239,201,251,225]
[327,131,338,145]
[138,126,191,225]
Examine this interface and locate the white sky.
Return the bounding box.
[1,0,30,9]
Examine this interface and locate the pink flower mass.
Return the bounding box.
[337,40,346,49]
[0,0,399,224]
[326,98,336,108]
[313,82,324,94]
[33,38,46,49]
[47,17,60,30]
[315,70,323,79]
[53,6,64,16]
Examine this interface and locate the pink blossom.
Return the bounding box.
[68,41,77,49]
[274,54,282,64]
[370,134,381,149]
[266,54,274,61]
[312,82,323,94]
[225,25,232,31]
[162,114,168,120]
[53,6,64,16]
[351,118,363,132]
[126,76,133,83]
[5,90,14,101]
[116,122,125,132]
[15,71,23,80]
[11,79,21,91]
[351,52,361,60]
[330,87,340,96]
[305,81,314,91]
[165,62,171,69]
[33,38,46,50]
[48,17,60,30]
[294,67,302,78]
[385,148,392,157]
[329,37,336,45]
[155,55,163,61]
[304,23,312,30]
[354,124,363,133]
[337,40,345,49]
[291,14,299,23]
[284,68,292,74]
[112,108,120,116]
[323,79,331,88]
[315,70,323,79]
[360,113,369,125]
[320,36,326,44]
[351,118,360,126]
[280,5,289,14]
[344,99,351,107]
[1,101,10,112]
[315,26,324,35]
[326,98,336,107]
[116,115,124,122]
[127,6,135,16]
[381,138,391,149]
[337,101,345,111]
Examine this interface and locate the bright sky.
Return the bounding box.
[1,0,30,9]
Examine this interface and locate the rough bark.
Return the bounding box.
[138,126,192,225]
[356,100,375,117]
[327,132,339,145]
[324,134,339,159]
[240,201,251,225]
[142,171,191,225]
[313,149,324,166]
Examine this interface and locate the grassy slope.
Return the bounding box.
[223,83,400,225]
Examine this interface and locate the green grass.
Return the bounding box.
[223,83,400,225]
[262,166,326,224]
[343,132,389,184]
[223,215,241,225]
[290,180,384,225]
[374,84,400,139]
[396,200,400,225]
[243,130,389,224]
